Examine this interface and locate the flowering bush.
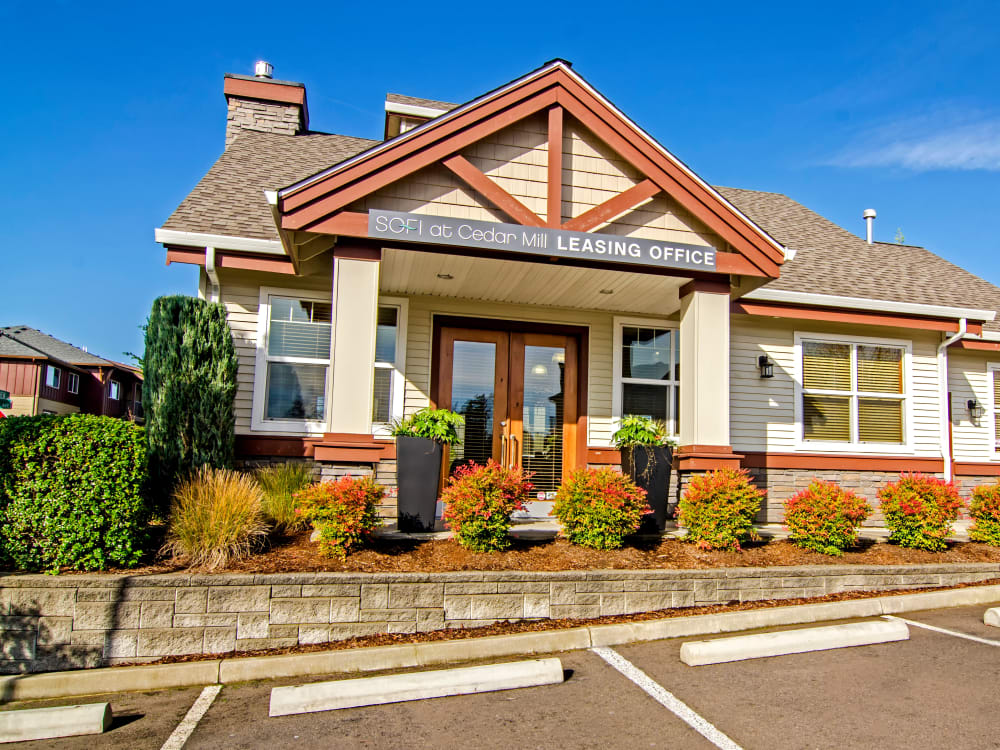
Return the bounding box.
[676,468,764,551]
[878,472,963,551]
[968,482,1000,546]
[294,476,383,558]
[553,467,649,550]
[784,480,872,556]
[441,460,532,552]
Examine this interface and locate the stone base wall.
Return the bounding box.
[1,564,997,674]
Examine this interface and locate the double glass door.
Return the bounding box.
[438,327,578,494]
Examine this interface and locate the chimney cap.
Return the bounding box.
[254,60,274,79]
[863,208,877,219]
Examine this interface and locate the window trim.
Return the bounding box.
[67,372,79,395]
[987,362,1000,460]
[612,316,680,439]
[793,331,913,454]
[45,365,61,390]
[372,296,408,438]
[251,286,333,435]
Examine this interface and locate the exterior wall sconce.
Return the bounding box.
[968,399,986,420]
[758,355,774,378]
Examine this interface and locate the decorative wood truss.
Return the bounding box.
[277,61,787,279]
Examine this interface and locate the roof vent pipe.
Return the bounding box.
[254,60,274,79]
[863,208,877,245]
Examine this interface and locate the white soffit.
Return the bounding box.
[743,287,997,322]
[379,248,686,316]
[384,101,450,119]
[154,228,286,256]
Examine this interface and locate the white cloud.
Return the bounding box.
[828,110,1000,171]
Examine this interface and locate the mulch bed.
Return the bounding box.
[114,578,1000,669]
[61,531,1000,577]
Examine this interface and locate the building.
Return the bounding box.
[155,60,1000,523]
[0,326,143,421]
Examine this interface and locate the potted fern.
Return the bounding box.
[391,408,464,532]
[612,415,677,533]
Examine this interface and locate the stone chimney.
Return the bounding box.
[223,63,309,148]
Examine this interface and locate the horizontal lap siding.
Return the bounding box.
[217,269,331,435]
[402,296,616,447]
[731,317,942,456]
[949,351,994,462]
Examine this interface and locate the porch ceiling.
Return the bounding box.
[379,248,688,315]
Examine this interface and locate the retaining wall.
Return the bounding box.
[1,563,997,674]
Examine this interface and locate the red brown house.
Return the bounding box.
[0,326,143,421]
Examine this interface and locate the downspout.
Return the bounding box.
[938,318,968,481]
[205,246,221,303]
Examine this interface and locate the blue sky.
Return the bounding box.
[3,0,999,361]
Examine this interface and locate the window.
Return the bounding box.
[45,366,61,389]
[109,380,121,400]
[614,321,680,436]
[799,336,907,446]
[67,372,80,394]
[372,299,408,432]
[989,365,1000,454]
[261,296,331,423]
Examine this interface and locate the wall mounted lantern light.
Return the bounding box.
[968,399,986,420]
[758,355,774,379]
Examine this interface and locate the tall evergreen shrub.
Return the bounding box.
[143,295,238,505]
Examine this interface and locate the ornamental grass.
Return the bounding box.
[256,462,315,533]
[163,467,269,570]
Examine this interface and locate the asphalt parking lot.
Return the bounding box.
[5,604,1000,750]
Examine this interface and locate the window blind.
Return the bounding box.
[858,398,903,442]
[803,395,851,442]
[802,343,850,390]
[994,370,1000,450]
[857,346,902,393]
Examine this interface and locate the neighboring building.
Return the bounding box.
[0,326,143,421]
[155,60,1000,523]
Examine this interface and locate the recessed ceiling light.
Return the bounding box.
[599,288,614,294]
[437,273,454,280]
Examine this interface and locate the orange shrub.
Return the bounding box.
[676,468,764,551]
[784,480,872,556]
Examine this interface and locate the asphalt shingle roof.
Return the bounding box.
[0,326,115,366]
[159,131,1000,330]
[385,93,457,111]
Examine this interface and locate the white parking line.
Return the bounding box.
[591,647,743,750]
[882,615,1000,647]
[160,685,222,750]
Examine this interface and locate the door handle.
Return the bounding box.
[500,434,508,467]
[510,435,519,468]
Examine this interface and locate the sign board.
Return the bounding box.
[368,209,717,273]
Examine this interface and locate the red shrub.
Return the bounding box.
[441,460,532,552]
[969,482,1000,546]
[676,468,764,551]
[877,472,963,551]
[294,475,383,558]
[784,480,872,556]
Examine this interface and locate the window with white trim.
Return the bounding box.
[372,306,398,425]
[109,380,121,401]
[800,339,906,445]
[67,372,79,394]
[616,324,680,436]
[45,366,61,389]
[989,365,1000,454]
[263,297,331,422]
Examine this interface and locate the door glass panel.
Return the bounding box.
[449,341,496,473]
[521,345,565,493]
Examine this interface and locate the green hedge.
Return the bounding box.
[0,414,151,571]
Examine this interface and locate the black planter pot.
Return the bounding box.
[621,444,674,533]
[396,436,444,533]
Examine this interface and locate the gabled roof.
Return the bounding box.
[385,93,456,112]
[0,326,119,367]
[278,60,788,277]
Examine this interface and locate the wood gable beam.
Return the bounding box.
[562,178,660,233]
[442,154,544,227]
[547,105,563,227]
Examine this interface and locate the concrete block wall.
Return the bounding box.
[1,563,998,674]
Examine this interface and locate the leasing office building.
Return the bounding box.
[156,60,1000,522]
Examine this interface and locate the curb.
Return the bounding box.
[3,584,999,702]
[678,620,910,666]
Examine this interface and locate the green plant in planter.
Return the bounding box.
[612,415,676,449]
[390,408,465,445]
